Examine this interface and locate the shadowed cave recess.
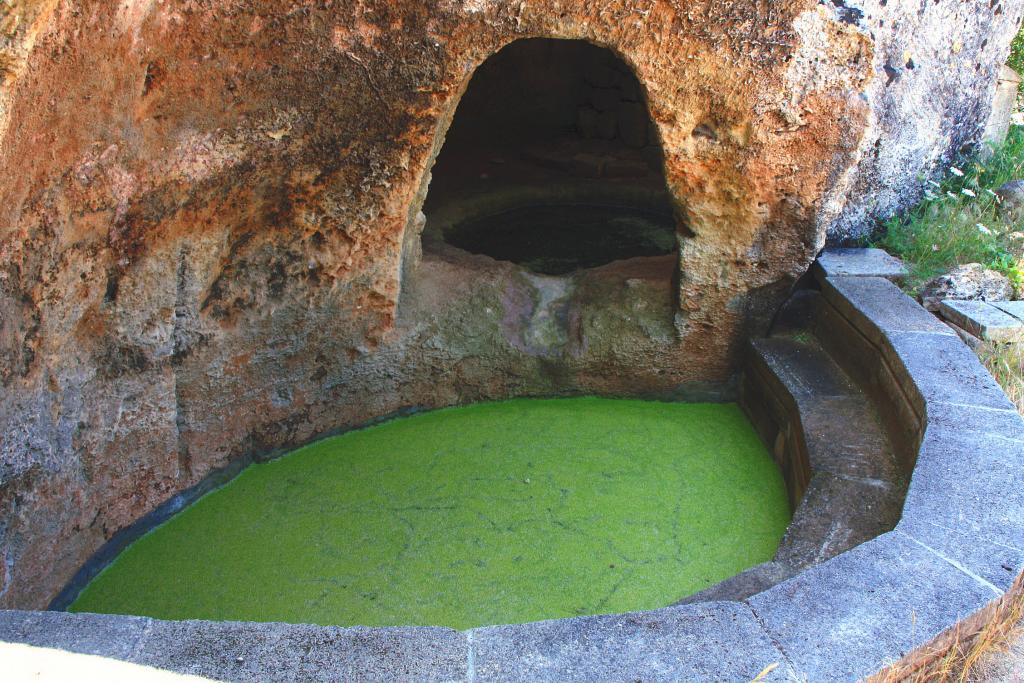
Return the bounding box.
[421,38,679,275]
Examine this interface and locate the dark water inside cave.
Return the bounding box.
[443,203,677,275]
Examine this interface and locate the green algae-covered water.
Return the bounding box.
[70,398,790,629]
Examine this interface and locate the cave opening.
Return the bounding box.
[421,38,679,276]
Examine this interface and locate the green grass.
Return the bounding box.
[69,397,789,630]
[872,126,1024,292]
[1009,30,1024,95]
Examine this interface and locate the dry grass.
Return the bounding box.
[869,574,1024,682]
[866,341,1024,682]
[978,340,1024,414]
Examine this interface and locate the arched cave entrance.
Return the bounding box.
[420,38,679,276]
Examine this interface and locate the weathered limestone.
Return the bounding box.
[996,180,1024,220]
[0,0,1022,631]
[920,264,1017,312]
[984,65,1023,147]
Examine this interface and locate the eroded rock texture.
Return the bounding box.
[0,0,1021,608]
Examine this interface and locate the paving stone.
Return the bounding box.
[800,396,902,481]
[750,336,858,400]
[819,276,955,349]
[0,610,151,659]
[897,423,1024,591]
[813,248,908,281]
[675,562,795,605]
[939,299,1024,341]
[992,300,1024,323]
[812,299,926,465]
[926,401,1024,441]
[769,288,821,336]
[747,532,999,682]
[944,318,983,349]
[470,602,792,683]
[739,357,792,443]
[774,472,903,570]
[132,619,468,683]
[885,331,1016,413]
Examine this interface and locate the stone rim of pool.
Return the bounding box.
[67,398,791,630]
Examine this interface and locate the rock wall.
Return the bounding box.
[0,0,1021,608]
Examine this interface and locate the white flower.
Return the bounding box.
[924,190,938,200]
[977,223,992,235]
[928,180,942,188]
[947,191,958,199]
[932,244,940,251]
[962,188,976,197]
[950,166,965,177]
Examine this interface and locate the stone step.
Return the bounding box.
[812,247,908,282]
[739,291,906,586]
[939,299,1024,342]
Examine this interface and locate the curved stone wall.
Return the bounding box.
[0,0,1022,616]
[2,248,1022,681]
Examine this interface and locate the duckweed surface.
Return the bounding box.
[71,398,790,629]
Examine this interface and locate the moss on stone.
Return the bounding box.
[70,398,789,630]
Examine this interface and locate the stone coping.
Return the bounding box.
[940,299,1024,341]
[812,247,908,282]
[2,248,1023,681]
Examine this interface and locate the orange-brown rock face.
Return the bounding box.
[0,0,1020,607]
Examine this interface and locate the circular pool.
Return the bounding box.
[69,398,789,629]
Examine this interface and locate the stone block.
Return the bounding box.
[617,100,648,148]
[769,289,821,336]
[577,107,617,141]
[738,368,785,448]
[132,619,468,683]
[944,319,982,349]
[938,299,1024,341]
[774,472,902,570]
[920,264,1014,312]
[748,532,998,682]
[749,337,858,401]
[885,331,1016,414]
[925,401,1024,441]
[601,156,649,178]
[594,108,617,140]
[812,300,924,466]
[675,562,795,605]
[575,106,600,139]
[470,602,792,682]
[813,248,908,281]
[819,276,954,349]
[897,422,1024,591]
[992,299,1024,322]
[799,396,902,481]
[0,610,150,659]
[983,64,1022,146]
[582,62,616,88]
[587,86,619,112]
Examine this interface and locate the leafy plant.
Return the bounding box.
[1009,28,1024,93]
[872,126,1024,292]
